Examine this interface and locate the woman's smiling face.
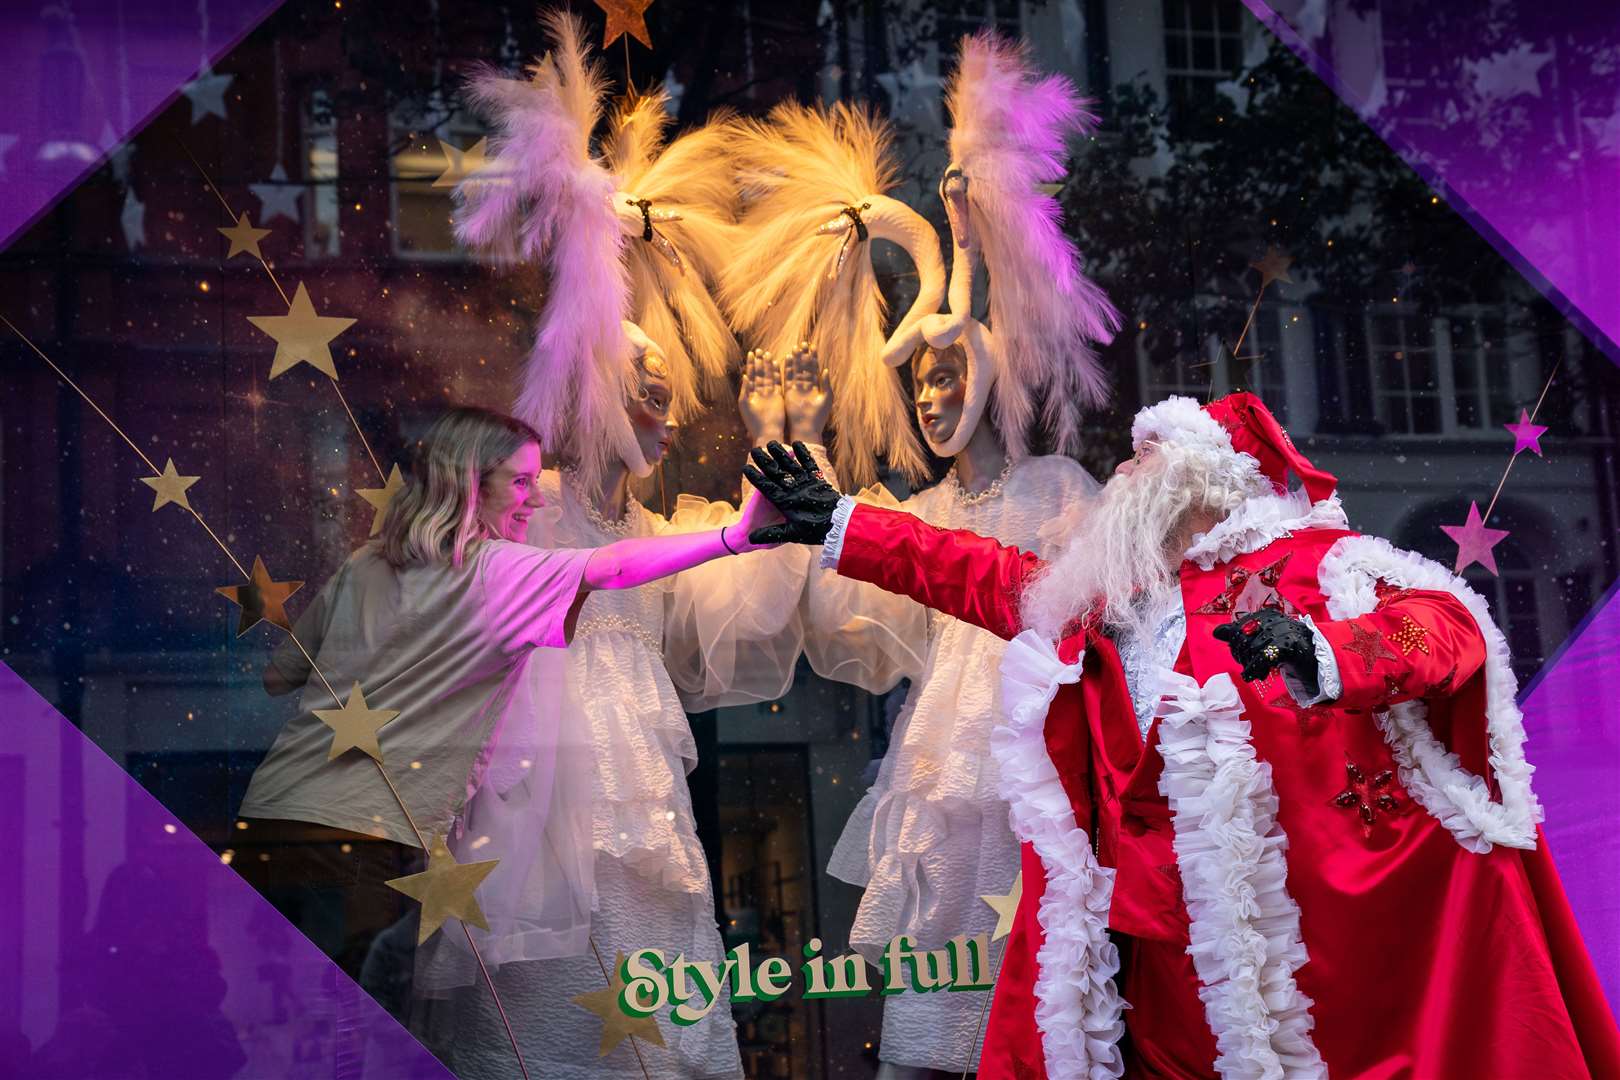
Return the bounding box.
[478,440,544,541]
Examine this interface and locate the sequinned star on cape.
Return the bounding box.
[356,464,406,536]
[1440,500,1510,575]
[247,282,357,380]
[218,211,271,260]
[385,835,500,945]
[215,556,304,636]
[572,951,666,1056]
[1341,620,1398,674]
[1194,552,1298,617]
[981,872,1023,942]
[1504,409,1549,456]
[314,682,400,762]
[139,458,200,513]
[1250,246,1294,287]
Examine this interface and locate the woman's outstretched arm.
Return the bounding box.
[580,488,781,592]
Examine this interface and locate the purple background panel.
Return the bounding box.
[0,662,454,1079]
[1244,0,1620,366]
[1519,581,1620,1011]
[0,0,285,251]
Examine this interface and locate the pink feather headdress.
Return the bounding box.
[454,11,736,488]
[944,32,1121,457]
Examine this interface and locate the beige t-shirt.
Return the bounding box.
[238,539,591,847]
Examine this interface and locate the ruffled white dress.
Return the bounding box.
[422,469,809,1080]
[806,454,1098,1073]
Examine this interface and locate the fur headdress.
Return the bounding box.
[890,32,1121,459]
[454,11,737,487]
[721,103,944,488]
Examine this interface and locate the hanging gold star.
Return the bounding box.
[356,463,406,536]
[1249,246,1294,287]
[215,556,304,636]
[980,871,1023,942]
[572,951,667,1056]
[432,137,491,189]
[593,0,654,49]
[247,281,357,380]
[217,211,271,260]
[386,835,501,945]
[139,458,200,513]
[313,682,400,762]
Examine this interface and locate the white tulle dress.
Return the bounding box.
[419,468,809,1080]
[806,453,1098,1073]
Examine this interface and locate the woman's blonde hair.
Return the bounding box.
[378,407,542,568]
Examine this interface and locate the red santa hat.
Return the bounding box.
[1130,392,1338,503]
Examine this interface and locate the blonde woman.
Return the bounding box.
[238,405,777,881]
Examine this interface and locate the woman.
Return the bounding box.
[424,17,806,1078]
[238,405,777,893]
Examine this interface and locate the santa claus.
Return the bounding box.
[745,393,1620,1079]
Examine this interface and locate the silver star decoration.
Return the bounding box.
[121,189,146,251]
[250,163,304,225]
[183,63,235,124]
[1464,43,1552,102]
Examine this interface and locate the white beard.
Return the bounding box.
[1020,446,1251,642]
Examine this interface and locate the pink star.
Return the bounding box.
[1440,501,1511,576]
[1504,409,1548,456]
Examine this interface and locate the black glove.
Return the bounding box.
[1213,608,1320,692]
[742,440,843,546]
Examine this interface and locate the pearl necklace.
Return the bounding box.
[943,459,1013,507]
[563,467,638,537]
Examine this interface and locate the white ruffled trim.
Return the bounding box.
[1184,488,1349,571]
[1154,669,1326,1080]
[1317,535,1541,852]
[1282,614,1342,706]
[994,631,1126,1080]
[821,494,858,569]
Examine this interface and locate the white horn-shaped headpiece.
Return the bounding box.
[452,12,737,491]
[722,103,940,488]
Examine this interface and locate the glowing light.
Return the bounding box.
[235,820,249,830]
[340,843,352,853]
[198,280,211,293]
[220,850,234,865]
[163,823,177,834]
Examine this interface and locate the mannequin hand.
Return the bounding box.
[742,440,842,545]
[1213,608,1320,690]
[783,342,831,445]
[738,348,785,445]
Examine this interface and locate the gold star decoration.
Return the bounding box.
[217,211,271,260]
[432,137,490,189]
[314,682,400,762]
[1250,246,1294,287]
[356,463,406,536]
[1389,615,1431,656]
[215,555,304,636]
[981,871,1023,943]
[139,458,200,513]
[385,835,501,945]
[572,951,667,1057]
[593,0,654,49]
[247,281,357,380]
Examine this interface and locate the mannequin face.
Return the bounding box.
[628,351,676,466]
[478,441,544,542]
[913,344,968,448]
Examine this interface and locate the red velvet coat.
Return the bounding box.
[832,497,1620,1080]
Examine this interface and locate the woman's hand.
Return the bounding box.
[783,342,831,445]
[729,486,787,552]
[738,348,785,446]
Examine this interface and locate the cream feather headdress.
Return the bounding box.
[721,103,944,488]
[888,32,1122,460]
[453,11,737,488]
